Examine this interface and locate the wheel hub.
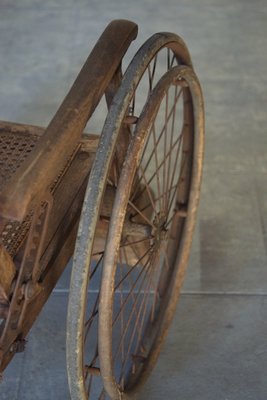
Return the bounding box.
[152,212,168,249]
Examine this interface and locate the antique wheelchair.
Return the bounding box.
[0,20,204,399]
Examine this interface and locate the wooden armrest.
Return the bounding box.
[0,19,138,221]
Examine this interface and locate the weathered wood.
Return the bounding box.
[0,124,100,261]
[0,120,44,137]
[0,144,92,366]
[40,152,94,272]
[0,120,100,152]
[0,20,138,221]
[0,246,16,304]
[0,208,81,373]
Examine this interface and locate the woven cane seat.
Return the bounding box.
[0,129,40,257]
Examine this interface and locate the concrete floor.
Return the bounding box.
[1,0,267,399]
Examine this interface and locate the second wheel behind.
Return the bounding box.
[67,30,204,400]
[99,64,204,399]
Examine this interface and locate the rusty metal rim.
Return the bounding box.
[125,66,204,397]
[65,19,138,400]
[66,31,196,400]
[98,65,204,399]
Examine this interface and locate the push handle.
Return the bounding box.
[0,20,138,221]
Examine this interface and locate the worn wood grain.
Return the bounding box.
[0,20,137,221]
[0,246,16,304]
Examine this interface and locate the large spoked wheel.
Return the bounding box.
[67,33,204,400]
[99,67,204,398]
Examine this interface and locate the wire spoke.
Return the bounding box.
[84,292,99,340]
[121,246,144,351]
[150,259,163,323]
[166,152,188,224]
[128,200,156,228]
[134,131,183,205]
[136,164,160,222]
[114,259,154,368]
[114,246,152,290]
[119,236,152,249]
[166,84,179,209]
[141,87,182,176]
[166,127,185,210]
[129,124,156,202]
[118,264,155,383]
[167,48,177,69]
[89,253,104,280]
[162,88,169,213]
[112,256,152,327]
[131,88,183,202]
[165,207,177,229]
[113,259,153,363]
[152,122,162,209]
[130,183,178,219]
[148,54,158,93]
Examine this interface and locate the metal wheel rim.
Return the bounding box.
[67,32,199,400]
[98,65,204,399]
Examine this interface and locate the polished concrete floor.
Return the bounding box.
[1,1,267,399]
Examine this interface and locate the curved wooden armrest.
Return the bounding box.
[0,19,138,221]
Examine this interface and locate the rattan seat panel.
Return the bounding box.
[0,131,39,257]
[0,131,39,186]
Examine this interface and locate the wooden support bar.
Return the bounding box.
[0,20,137,221]
[0,246,16,304]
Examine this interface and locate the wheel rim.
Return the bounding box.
[99,65,204,399]
[67,33,202,400]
